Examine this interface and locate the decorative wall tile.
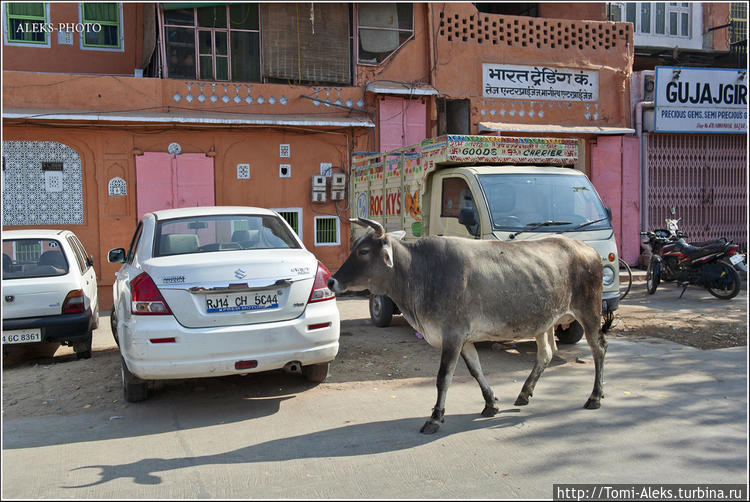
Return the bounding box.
[2,141,84,225]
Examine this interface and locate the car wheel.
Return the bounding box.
[555,321,584,344]
[369,295,394,327]
[74,333,92,359]
[110,310,119,346]
[121,356,148,402]
[302,362,330,383]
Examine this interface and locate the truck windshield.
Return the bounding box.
[478,173,611,232]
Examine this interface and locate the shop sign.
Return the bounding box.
[654,66,747,133]
[482,63,599,101]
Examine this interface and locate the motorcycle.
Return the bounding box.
[640,218,744,300]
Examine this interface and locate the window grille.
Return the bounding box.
[273,208,303,239]
[14,240,42,264]
[730,2,747,45]
[314,216,339,246]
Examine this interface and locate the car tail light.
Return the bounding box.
[62,289,85,314]
[308,262,335,303]
[131,273,173,315]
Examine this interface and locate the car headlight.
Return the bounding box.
[602,266,616,286]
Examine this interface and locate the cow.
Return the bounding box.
[328,218,611,434]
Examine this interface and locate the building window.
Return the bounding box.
[357,3,413,64]
[4,2,49,46]
[80,3,122,49]
[163,4,260,82]
[314,216,340,246]
[1,141,84,226]
[609,2,691,38]
[273,208,303,240]
[730,2,747,46]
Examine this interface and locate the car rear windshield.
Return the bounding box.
[154,214,302,257]
[2,239,69,279]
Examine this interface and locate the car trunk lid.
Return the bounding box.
[143,250,317,328]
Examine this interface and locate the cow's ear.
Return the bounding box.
[388,230,406,241]
[381,241,394,268]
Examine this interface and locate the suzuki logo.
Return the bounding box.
[234,268,247,279]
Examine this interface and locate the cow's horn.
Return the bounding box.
[350,217,385,238]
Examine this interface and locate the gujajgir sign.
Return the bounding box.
[654,66,747,133]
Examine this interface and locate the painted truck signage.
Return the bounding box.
[654,66,748,133]
[351,135,578,237]
[482,63,599,101]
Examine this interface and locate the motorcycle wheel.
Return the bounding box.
[706,260,741,300]
[646,259,660,295]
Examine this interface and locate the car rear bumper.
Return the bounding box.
[2,310,94,343]
[120,300,340,380]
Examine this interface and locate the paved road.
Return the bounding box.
[2,295,747,498]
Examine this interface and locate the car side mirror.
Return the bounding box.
[108,248,126,264]
[87,254,95,267]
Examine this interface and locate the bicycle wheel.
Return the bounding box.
[619,258,632,301]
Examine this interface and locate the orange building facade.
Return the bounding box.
[3,2,639,309]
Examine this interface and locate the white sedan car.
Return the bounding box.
[108,207,340,402]
[2,229,99,359]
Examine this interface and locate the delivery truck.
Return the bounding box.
[350,134,620,344]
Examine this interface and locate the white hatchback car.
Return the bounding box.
[108,206,340,402]
[2,229,99,359]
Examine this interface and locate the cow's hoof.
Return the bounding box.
[583,398,601,409]
[514,395,529,406]
[481,403,499,417]
[420,420,441,434]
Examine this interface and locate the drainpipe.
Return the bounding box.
[636,100,654,262]
[426,4,436,87]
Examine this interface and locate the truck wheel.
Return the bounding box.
[74,333,92,359]
[555,321,584,344]
[121,356,148,402]
[369,295,394,327]
[302,362,330,383]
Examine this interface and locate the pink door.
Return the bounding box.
[591,136,641,265]
[378,96,427,152]
[136,152,215,220]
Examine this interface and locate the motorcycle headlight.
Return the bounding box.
[602,266,616,286]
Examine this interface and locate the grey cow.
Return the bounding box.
[328,218,611,434]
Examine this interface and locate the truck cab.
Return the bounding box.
[351,135,620,342]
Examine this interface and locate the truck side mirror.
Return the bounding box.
[458,207,477,227]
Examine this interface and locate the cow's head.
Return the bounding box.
[327,218,403,295]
